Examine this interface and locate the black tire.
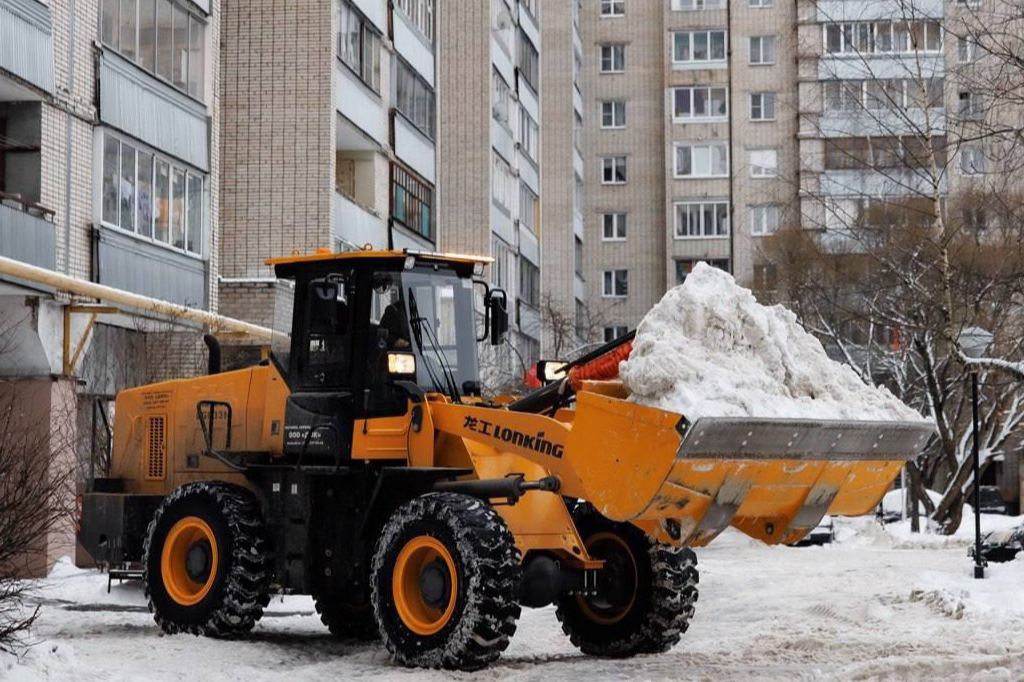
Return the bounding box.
[555,503,698,657]
[370,493,521,671]
[314,593,379,641]
[143,481,272,636]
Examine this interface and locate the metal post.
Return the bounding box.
[972,371,985,579]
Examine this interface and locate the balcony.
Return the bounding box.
[0,196,55,273]
[334,191,387,250]
[0,0,54,95]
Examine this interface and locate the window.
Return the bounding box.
[392,164,434,240]
[750,0,772,7]
[676,259,729,284]
[492,153,515,212]
[603,270,628,297]
[394,0,435,42]
[824,21,942,55]
[959,91,983,119]
[520,109,539,160]
[574,237,584,276]
[601,0,625,17]
[825,79,943,111]
[519,31,540,90]
[492,70,511,124]
[521,0,538,18]
[100,131,203,255]
[601,44,626,73]
[824,136,948,170]
[574,111,583,152]
[99,0,206,99]
[602,213,627,241]
[673,31,727,65]
[604,326,629,342]
[520,184,538,231]
[602,156,627,184]
[749,35,775,64]
[601,101,627,128]
[674,142,729,178]
[673,86,728,121]
[958,37,979,63]
[675,201,730,238]
[671,0,726,10]
[396,58,436,138]
[492,237,513,288]
[574,173,584,215]
[520,260,540,307]
[961,145,986,174]
[750,149,778,177]
[750,92,776,120]
[339,1,382,93]
[750,204,779,235]
[575,299,585,339]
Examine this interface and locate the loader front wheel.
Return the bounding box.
[556,505,698,657]
[371,493,521,670]
[143,481,272,637]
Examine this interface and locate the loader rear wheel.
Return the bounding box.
[556,504,698,657]
[313,594,378,641]
[371,493,521,671]
[143,481,272,637]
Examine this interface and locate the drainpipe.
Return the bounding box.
[0,254,274,340]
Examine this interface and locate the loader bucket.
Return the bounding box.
[564,391,933,547]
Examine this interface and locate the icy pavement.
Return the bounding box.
[5,517,1024,682]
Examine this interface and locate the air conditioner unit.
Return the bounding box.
[494,10,512,32]
[493,100,509,122]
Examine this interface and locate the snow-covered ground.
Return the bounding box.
[5,516,1024,682]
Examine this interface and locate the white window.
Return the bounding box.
[603,326,629,342]
[394,0,435,42]
[671,0,726,9]
[961,145,986,174]
[750,92,776,120]
[958,37,979,63]
[601,44,626,73]
[602,156,627,184]
[749,0,772,7]
[602,269,628,297]
[675,201,730,238]
[749,35,775,64]
[673,86,728,121]
[751,204,780,235]
[824,21,942,55]
[602,213,627,240]
[574,173,584,216]
[749,149,778,177]
[520,109,539,160]
[601,100,627,128]
[492,153,515,212]
[959,91,984,119]
[492,69,511,124]
[673,31,727,65]
[339,1,382,93]
[601,0,626,17]
[520,184,538,231]
[674,142,729,178]
[100,131,204,255]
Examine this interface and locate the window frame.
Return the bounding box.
[600,43,626,73]
[600,0,626,17]
[748,35,776,65]
[672,85,729,122]
[395,57,436,139]
[391,163,435,241]
[339,0,383,94]
[518,30,540,91]
[603,325,629,342]
[750,91,777,121]
[393,0,435,43]
[672,30,728,66]
[749,149,779,177]
[823,20,943,56]
[601,100,627,129]
[674,201,731,239]
[602,269,629,298]
[601,155,628,185]
[750,204,780,235]
[602,212,627,241]
[671,0,726,10]
[673,142,730,178]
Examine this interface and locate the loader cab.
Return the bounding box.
[267,251,506,458]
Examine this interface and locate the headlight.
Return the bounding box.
[388,352,417,375]
[539,360,569,383]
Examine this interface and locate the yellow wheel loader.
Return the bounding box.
[78,250,933,671]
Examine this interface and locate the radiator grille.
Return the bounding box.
[146,416,166,480]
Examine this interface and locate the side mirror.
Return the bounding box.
[536,360,569,385]
[488,289,509,346]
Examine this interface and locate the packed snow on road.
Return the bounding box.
[5,515,1024,682]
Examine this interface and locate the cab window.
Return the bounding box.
[300,271,353,387]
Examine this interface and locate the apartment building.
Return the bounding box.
[218,0,438,329]
[0,0,221,574]
[437,0,543,379]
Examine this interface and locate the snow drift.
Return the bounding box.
[620,263,926,423]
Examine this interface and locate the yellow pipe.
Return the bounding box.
[0,254,274,340]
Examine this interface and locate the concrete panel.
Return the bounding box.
[352,0,387,33]
[335,64,387,146]
[518,76,540,121]
[819,108,946,138]
[519,152,539,194]
[491,119,515,162]
[334,191,387,249]
[491,202,515,244]
[95,225,208,308]
[519,223,539,264]
[492,36,515,87]
[98,51,210,170]
[394,10,435,86]
[394,115,437,183]
[816,0,942,22]
[818,55,944,81]
[0,203,56,271]
[0,0,54,94]
[820,169,947,197]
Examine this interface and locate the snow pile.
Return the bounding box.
[620,263,926,422]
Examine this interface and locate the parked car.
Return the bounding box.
[969,524,1024,564]
[977,486,1010,515]
[793,516,835,546]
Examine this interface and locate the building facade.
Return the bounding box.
[218,0,438,331]
[0,0,222,574]
[437,0,543,383]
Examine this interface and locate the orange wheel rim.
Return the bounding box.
[576,531,638,625]
[392,535,458,635]
[161,516,219,606]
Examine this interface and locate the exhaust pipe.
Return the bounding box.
[203,334,221,375]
